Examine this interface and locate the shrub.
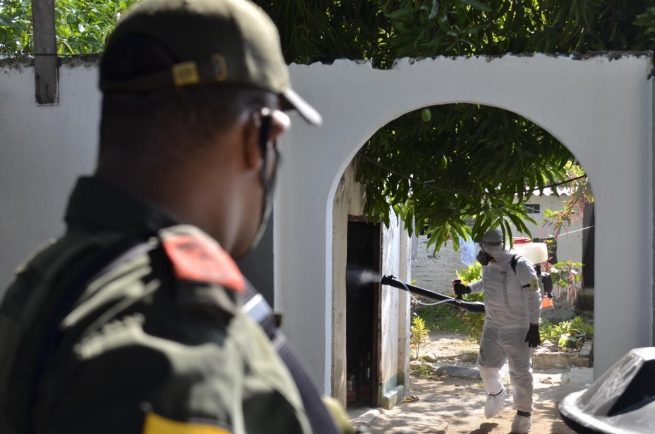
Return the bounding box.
[546,260,584,304]
[540,316,593,350]
[410,314,429,359]
[456,262,482,284]
[454,263,485,341]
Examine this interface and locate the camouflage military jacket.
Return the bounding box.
[0,177,311,434]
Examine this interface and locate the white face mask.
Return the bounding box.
[482,243,505,259]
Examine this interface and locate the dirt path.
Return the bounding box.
[357,331,590,434]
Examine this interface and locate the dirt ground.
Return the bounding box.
[351,331,590,434]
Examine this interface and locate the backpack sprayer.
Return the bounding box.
[513,239,554,310]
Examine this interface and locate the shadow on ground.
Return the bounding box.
[360,374,584,433]
[352,331,591,434]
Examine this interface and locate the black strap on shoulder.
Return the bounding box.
[511,254,519,274]
[511,254,533,288]
[242,284,340,434]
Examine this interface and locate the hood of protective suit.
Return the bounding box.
[479,228,506,259]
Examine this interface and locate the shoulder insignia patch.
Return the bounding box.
[143,412,231,434]
[161,225,245,293]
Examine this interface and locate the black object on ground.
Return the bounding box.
[559,347,655,434]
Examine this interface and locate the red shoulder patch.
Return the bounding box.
[161,230,245,293]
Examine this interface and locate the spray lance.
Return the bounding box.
[349,240,552,313]
[346,266,484,313]
[380,275,485,314]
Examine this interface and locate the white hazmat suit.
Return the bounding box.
[469,243,541,415]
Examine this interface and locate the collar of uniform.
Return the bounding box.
[65,176,179,235]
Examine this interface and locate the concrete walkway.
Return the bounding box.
[349,367,592,433]
[348,330,594,433]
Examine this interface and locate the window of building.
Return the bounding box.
[525,204,541,214]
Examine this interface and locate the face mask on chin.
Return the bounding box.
[241,112,279,257]
[248,178,275,251]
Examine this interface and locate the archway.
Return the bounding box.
[274,54,653,393]
[332,100,596,409]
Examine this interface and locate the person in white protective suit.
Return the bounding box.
[452,228,541,434]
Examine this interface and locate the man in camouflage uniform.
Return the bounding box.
[0,1,348,433]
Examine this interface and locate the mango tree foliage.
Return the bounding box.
[542,163,593,238]
[0,0,31,55]
[260,0,655,248]
[355,104,572,249]
[0,0,137,55]
[261,1,655,65]
[55,0,137,54]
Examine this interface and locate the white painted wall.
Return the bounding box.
[276,55,653,386]
[412,238,462,291]
[0,63,99,292]
[379,215,412,405]
[1,55,653,391]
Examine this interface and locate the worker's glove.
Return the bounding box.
[453,282,471,297]
[525,323,540,348]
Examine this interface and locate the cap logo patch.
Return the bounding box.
[211,54,229,81]
[172,62,200,86]
[162,232,245,292]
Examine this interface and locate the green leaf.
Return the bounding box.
[385,7,413,20]
[460,0,492,13]
[429,0,440,19]
[421,108,432,122]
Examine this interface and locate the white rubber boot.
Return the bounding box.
[511,413,531,433]
[484,388,506,418]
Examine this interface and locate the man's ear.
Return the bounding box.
[268,109,291,141]
[242,109,289,170]
[242,114,264,172]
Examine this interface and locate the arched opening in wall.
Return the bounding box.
[332,102,595,425]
